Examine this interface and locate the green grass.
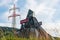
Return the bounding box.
[0,34,60,40]
[0,27,60,40]
[0,32,60,40]
[54,37,60,40]
[0,31,60,40]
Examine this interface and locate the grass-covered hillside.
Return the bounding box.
[54,37,60,40]
[0,26,60,40]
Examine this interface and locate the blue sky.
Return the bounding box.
[0,0,60,37]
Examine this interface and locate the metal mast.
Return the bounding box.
[8,4,20,28]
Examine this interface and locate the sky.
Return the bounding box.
[0,0,60,37]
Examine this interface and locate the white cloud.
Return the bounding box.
[0,23,6,26]
[0,23,11,27]
[0,0,18,6]
[0,0,11,6]
[41,22,60,37]
[13,0,18,4]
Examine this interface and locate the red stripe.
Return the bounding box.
[20,18,28,24]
